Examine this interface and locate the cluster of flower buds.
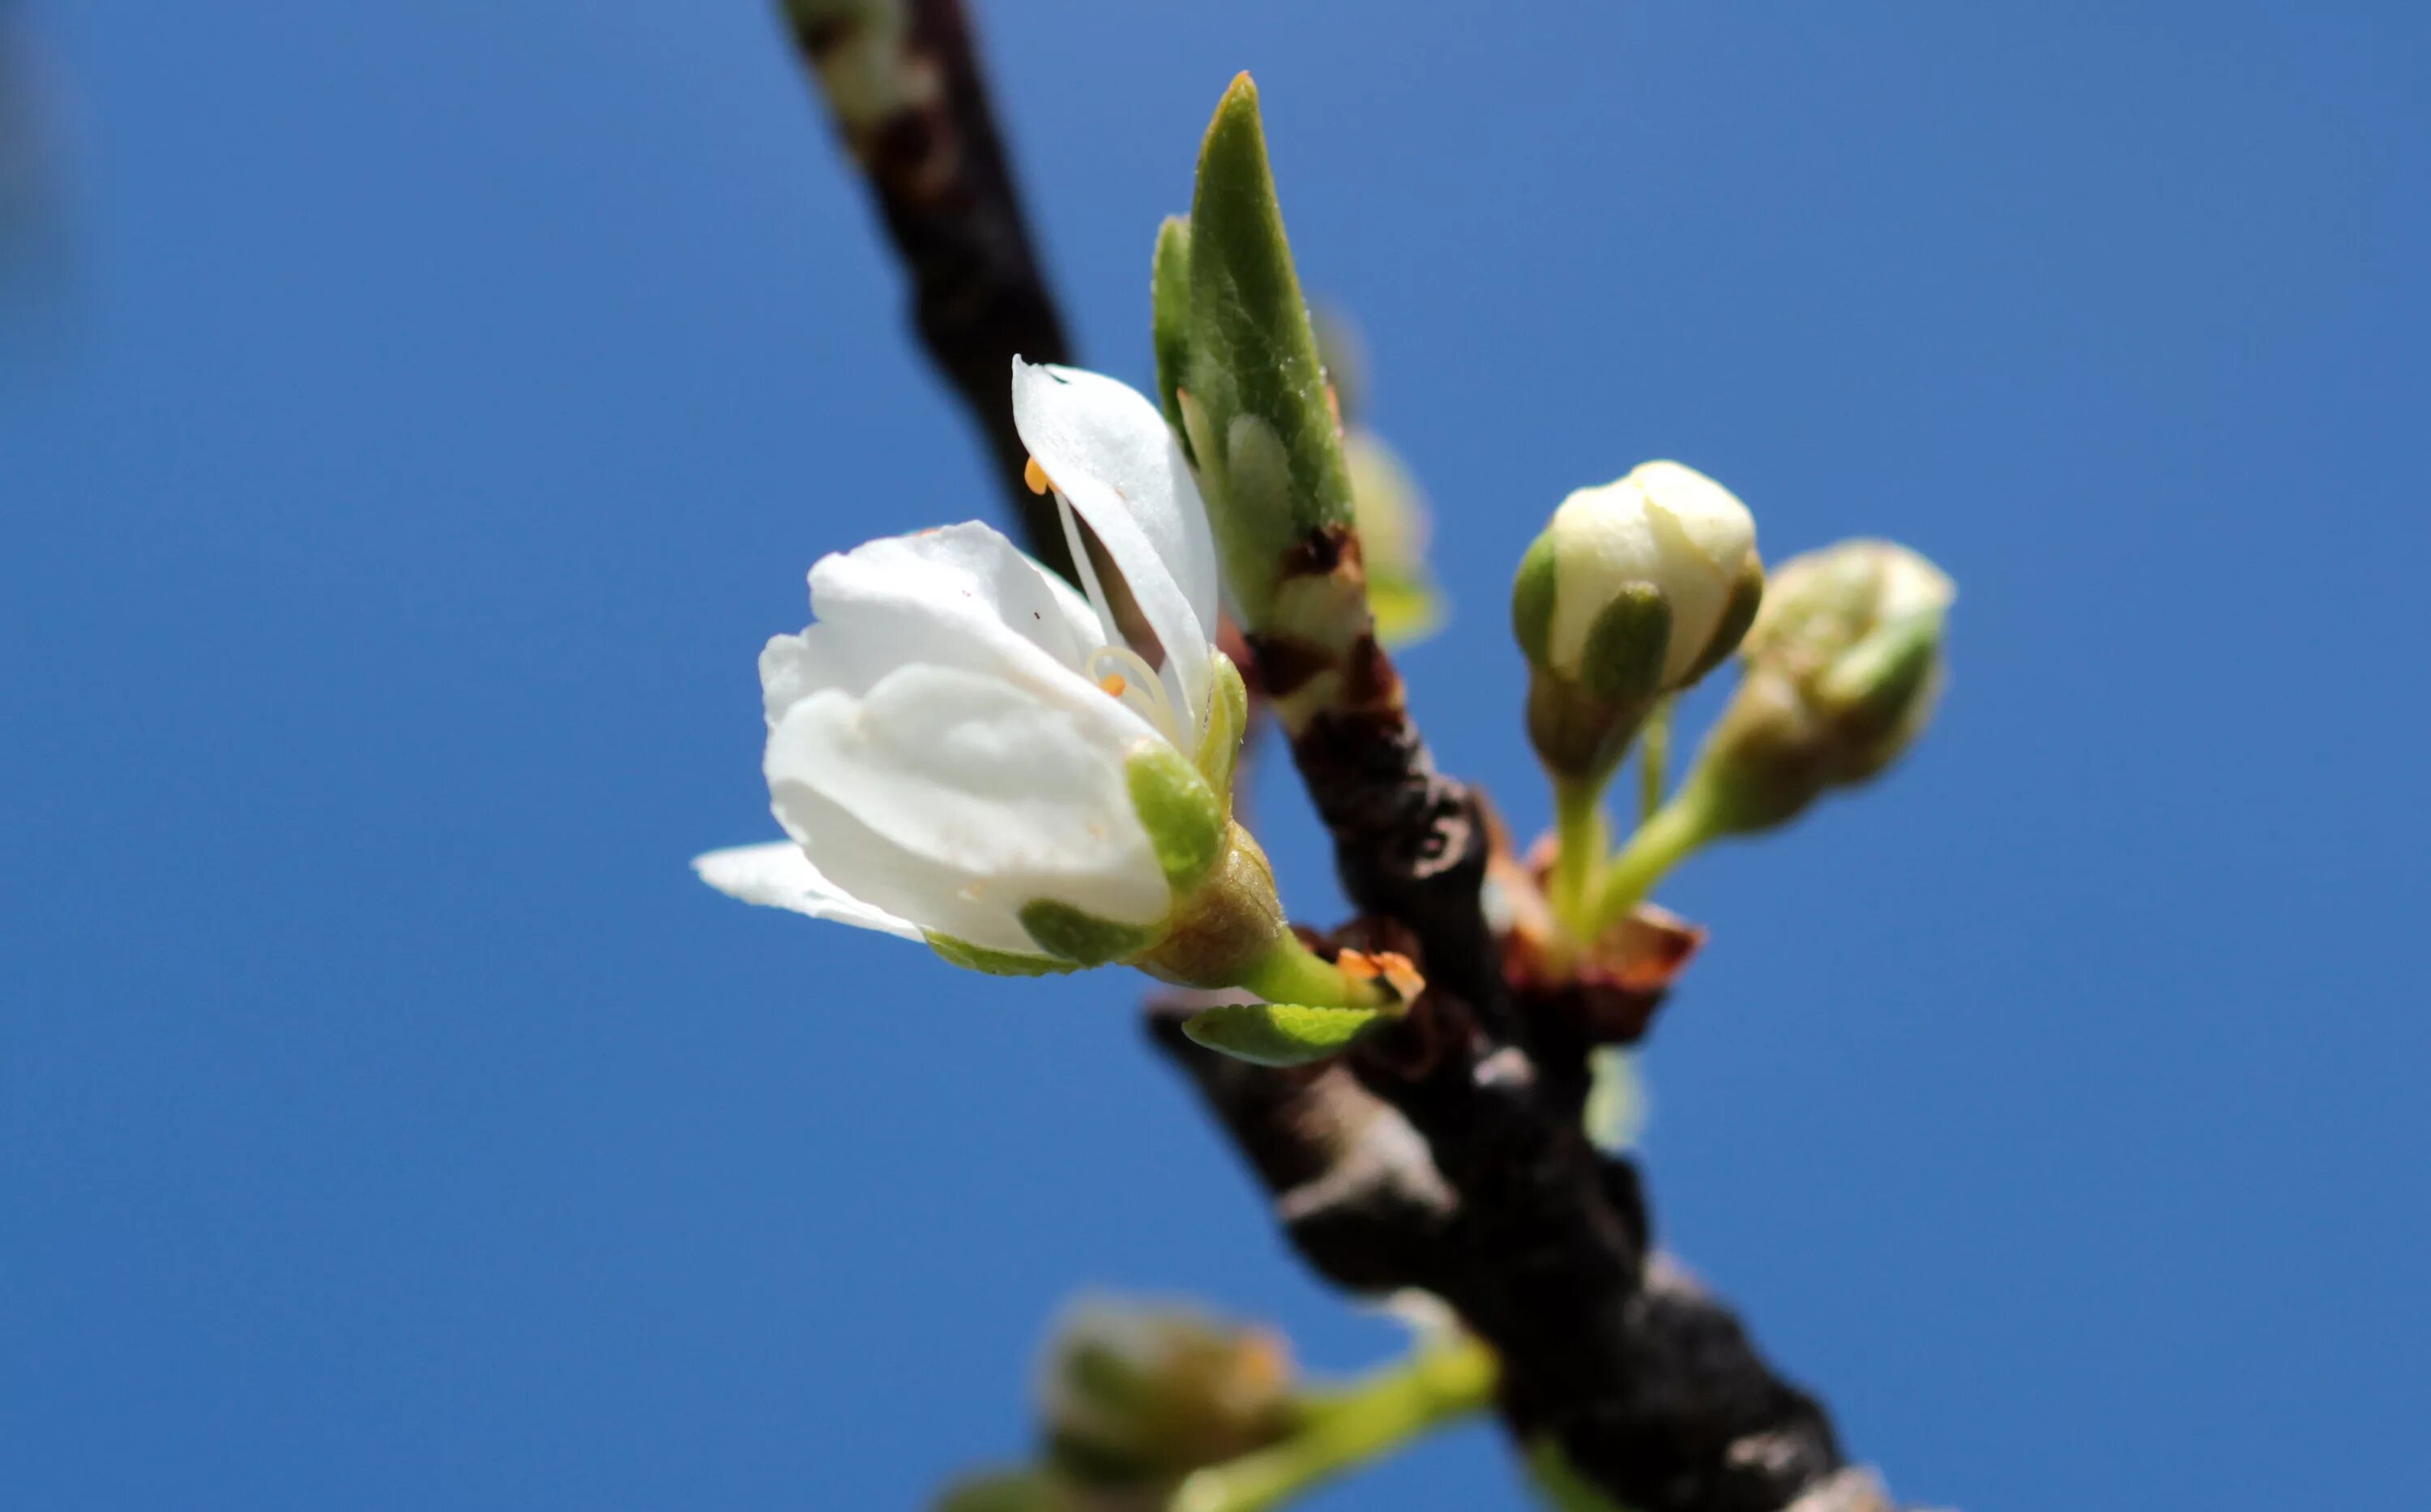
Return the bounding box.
[1512,461,1764,787]
[1685,538,1955,834]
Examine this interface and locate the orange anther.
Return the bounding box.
[1097,672,1128,697]
[1023,456,1052,495]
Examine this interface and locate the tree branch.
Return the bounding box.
[780,6,1897,1507]
[780,0,1075,576]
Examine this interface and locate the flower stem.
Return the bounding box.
[1549,775,1609,939]
[1170,1337,1497,1512]
[1584,785,1718,942]
[1637,697,1673,827]
[1238,935,1396,1010]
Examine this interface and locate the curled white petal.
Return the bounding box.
[764,521,1108,727]
[767,663,1170,945]
[691,841,923,941]
[1010,358,1219,737]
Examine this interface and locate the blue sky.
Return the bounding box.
[6,4,2428,1509]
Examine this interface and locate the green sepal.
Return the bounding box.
[1019,899,1159,967]
[1579,582,1672,704]
[1815,609,1943,727]
[1193,652,1250,801]
[1681,555,1766,688]
[1126,740,1225,894]
[1186,73,1357,629]
[1151,216,1194,454]
[1510,533,1559,668]
[1180,1002,1383,1067]
[926,932,1085,978]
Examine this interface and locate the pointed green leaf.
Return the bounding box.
[1181,1002,1382,1067]
[1186,73,1357,628]
[1151,216,1194,447]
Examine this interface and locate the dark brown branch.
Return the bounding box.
[780,0,1075,576]
[782,5,1890,1507]
[1165,663,1856,1510]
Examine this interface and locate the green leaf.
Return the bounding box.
[1186,73,1357,629]
[1367,570,1446,647]
[1152,216,1194,449]
[1181,1002,1382,1067]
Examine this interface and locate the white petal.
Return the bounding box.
[1547,463,1755,686]
[767,784,1042,955]
[763,521,1107,726]
[1010,359,1219,737]
[691,841,924,941]
[767,663,1169,933]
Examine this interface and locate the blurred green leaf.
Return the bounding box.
[1181,1002,1382,1066]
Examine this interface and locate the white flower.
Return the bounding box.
[1540,460,1758,690]
[694,361,1239,971]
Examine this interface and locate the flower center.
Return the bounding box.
[1032,453,1193,751]
[1087,644,1183,748]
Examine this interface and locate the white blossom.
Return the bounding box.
[695,361,1235,969]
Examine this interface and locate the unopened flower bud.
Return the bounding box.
[930,1469,1070,1512]
[1343,430,1445,646]
[1692,539,1954,832]
[1040,1298,1296,1485]
[1514,461,1762,782]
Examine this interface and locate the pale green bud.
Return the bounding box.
[1692,539,1955,833]
[1515,461,1762,783]
[1344,429,1446,646]
[930,1469,1070,1512]
[1040,1298,1296,1484]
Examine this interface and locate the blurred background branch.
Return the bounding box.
[776,0,1076,579]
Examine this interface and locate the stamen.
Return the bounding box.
[1023,456,1052,496]
[1087,645,1181,747]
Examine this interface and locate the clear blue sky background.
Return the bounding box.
[8,4,2428,1509]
